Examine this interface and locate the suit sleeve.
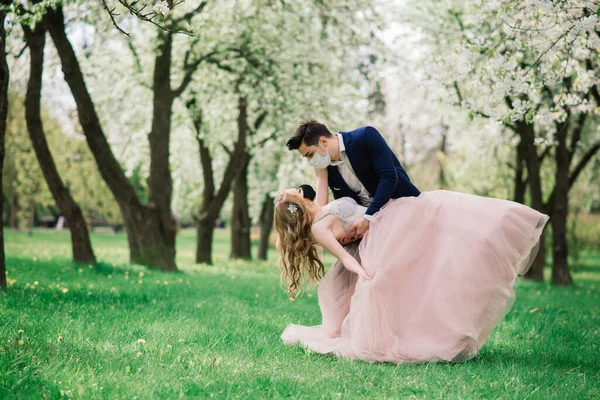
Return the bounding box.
[363,126,398,218]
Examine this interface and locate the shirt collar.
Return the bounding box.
[330,133,344,166]
[337,132,346,153]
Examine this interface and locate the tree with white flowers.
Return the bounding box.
[180,0,384,262]
[402,0,600,284]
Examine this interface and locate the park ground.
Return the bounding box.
[1,229,599,399]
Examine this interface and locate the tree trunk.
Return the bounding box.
[230,155,252,259]
[9,191,18,229]
[229,97,251,260]
[570,204,579,273]
[188,102,248,265]
[543,111,596,284]
[438,127,448,189]
[144,29,177,270]
[513,137,527,204]
[44,6,176,271]
[27,204,35,234]
[551,120,573,284]
[258,193,274,261]
[23,24,95,263]
[518,121,546,281]
[0,4,9,291]
[120,206,176,269]
[196,213,217,264]
[193,132,218,265]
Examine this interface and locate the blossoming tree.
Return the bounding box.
[405,0,600,284]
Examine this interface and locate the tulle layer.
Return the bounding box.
[282,190,549,363]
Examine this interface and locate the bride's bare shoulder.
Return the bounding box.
[311,214,345,241]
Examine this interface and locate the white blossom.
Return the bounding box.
[153,1,170,18]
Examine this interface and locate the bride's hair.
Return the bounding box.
[274,193,324,298]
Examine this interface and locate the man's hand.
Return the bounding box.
[339,217,370,245]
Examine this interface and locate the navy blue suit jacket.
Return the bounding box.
[327,126,420,218]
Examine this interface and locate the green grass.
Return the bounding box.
[1,229,599,399]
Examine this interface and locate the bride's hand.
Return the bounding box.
[345,259,371,281]
[356,268,371,281]
[311,223,371,281]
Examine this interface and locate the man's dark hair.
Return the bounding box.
[286,119,332,150]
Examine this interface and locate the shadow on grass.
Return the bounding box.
[1,256,275,321]
[477,346,599,376]
[6,255,191,278]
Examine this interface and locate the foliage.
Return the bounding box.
[3,92,53,228]
[2,91,121,227]
[390,0,600,192]
[572,213,600,251]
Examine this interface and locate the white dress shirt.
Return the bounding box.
[330,133,374,221]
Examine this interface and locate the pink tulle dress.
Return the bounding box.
[281,191,549,363]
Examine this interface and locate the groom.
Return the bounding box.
[287,119,420,243]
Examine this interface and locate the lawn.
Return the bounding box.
[1,229,599,399]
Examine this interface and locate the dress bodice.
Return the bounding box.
[313,197,367,232]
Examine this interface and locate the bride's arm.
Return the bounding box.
[314,168,329,207]
[312,222,371,280]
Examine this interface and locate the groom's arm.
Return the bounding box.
[342,127,396,243]
[314,167,329,207]
[363,126,398,219]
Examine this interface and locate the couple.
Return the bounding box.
[274,120,549,364]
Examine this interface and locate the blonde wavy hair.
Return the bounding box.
[274,193,324,299]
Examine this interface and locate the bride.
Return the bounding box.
[273,172,549,364]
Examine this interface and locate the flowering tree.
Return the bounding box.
[184,86,250,265]
[173,0,384,261]
[228,0,386,259]
[100,0,195,36]
[36,0,236,271]
[404,0,600,284]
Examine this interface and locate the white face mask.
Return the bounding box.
[308,145,331,169]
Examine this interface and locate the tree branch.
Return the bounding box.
[206,57,235,73]
[101,0,130,36]
[252,111,268,134]
[544,140,600,215]
[14,42,28,59]
[568,112,587,160]
[255,131,278,147]
[522,22,578,77]
[126,40,143,75]
[590,83,600,106]
[538,146,552,163]
[173,0,208,24]
[173,50,219,97]
[111,0,194,36]
[219,143,232,156]
[197,136,215,203]
[453,81,492,119]
[569,140,600,188]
